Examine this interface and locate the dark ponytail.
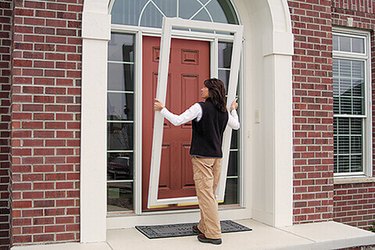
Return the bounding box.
[204,78,227,112]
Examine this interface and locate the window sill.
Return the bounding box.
[334,176,375,185]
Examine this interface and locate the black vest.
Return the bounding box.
[190,99,228,158]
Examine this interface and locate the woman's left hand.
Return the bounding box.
[230,98,238,111]
[154,99,164,111]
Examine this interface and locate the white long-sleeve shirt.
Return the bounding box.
[160,103,240,130]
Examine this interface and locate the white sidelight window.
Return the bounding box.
[333,29,372,176]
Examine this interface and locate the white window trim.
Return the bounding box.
[148,17,243,208]
[332,27,373,178]
[108,23,242,215]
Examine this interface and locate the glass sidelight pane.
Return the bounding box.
[107,182,134,212]
[107,152,134,181]
[107,123,133,150]
[227,151,238,176]
[108,33,135,62]
[218,70,230,91]
[222,178,238,205]
[230,129,238,149]
[107,93,134,121]
[218,42,233,68]
[108,63,134,91]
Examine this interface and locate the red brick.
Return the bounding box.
[33,234,54,242]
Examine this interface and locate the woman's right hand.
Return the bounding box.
[154,99,165,111]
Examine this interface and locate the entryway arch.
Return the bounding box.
[81,0,293,243]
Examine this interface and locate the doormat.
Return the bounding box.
[135,220,252,239]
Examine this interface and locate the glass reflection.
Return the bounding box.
[153,0,177,17]
[351,155,363,172]
[218,70,230,91]
[338,136,349,154]
[207,0,228,24]
[339,36,350,52]
[179,0,202,20]
[140,3,164,28]
[107,93,134,121]
[222,178,238,205]
[108,63,134,91]
[111,0,239,27]
[218,42,232,68]
[333,35,338,51]
[338,155,349,173]
[111,0,149,26]
[192,9,211,22]
[227,151,238,176]
[107,123,133,150]
[107,182,133,211]
[231,129,238,148]
[108,33,134,62]
[107,152,133,181]
[352,37,364,53]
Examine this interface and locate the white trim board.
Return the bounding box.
[148,17,243,208]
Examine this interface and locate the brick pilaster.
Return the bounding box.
[0,0,13,248]
[10,0,83,245]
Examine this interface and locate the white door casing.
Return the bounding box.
[81,0,293,242]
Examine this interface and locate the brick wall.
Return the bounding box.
[0,1,12,248]
[288,0,335,223]
[10,0,83,245]
[334,182,375,228]
[331,0,375,229]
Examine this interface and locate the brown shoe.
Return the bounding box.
[192,225,202,234]
[197,234,222,245]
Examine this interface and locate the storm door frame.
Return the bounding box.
[148,17,243,208]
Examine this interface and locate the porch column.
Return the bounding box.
[81,0,111,243]
[263,0,294,227]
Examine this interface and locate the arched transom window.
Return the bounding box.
[111,0,239,27]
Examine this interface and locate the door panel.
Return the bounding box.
[181,144,195,189]
[142,36,210,210]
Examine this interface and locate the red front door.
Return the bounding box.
[142,36,210,210]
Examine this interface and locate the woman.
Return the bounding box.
[154,78,240,245]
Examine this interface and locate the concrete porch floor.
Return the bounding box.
[12,219,375,250]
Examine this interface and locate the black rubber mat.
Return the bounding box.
[135,220,252,239]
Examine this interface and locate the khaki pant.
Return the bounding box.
[191,156,222,239]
